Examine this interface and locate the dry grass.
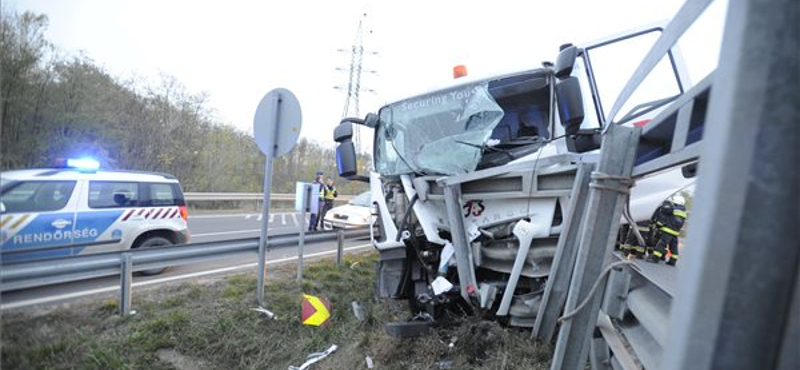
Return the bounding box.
[1,252,552,369]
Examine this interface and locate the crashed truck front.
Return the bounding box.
[332,30,693,334]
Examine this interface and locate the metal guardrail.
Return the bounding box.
[544,50,711,370]
[533,0,716,367]
[541,83,709,369]
[0,228,372,313]
[183,192,353,202]
[538,0,798,368]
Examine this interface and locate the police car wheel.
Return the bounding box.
[134,236,171,275]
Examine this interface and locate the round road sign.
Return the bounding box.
[253,88,302,157]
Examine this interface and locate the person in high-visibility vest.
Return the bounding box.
[318,178,338,229]
[619,221,652,258]
[646,196,688,266]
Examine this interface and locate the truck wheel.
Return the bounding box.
[134,236,171,275]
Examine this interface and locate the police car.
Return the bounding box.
[1,159,189,274]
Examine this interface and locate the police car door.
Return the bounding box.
[0,179,80,260]
[77,180,141,253]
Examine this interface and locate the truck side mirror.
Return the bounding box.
[554,44,578,79]
[555,77,585,136]
[339,113,379,129]
[334,121,358,177]
[336,141,358,177]
[334,121,354,143]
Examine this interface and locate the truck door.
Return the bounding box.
[580,27,689,127]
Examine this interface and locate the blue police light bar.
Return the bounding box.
[66,157,100,171]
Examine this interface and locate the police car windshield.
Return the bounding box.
[0,178,16,190]
[1,180,76,213]
[349,192,371,207]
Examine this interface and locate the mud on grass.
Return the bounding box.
[2,252,552,369]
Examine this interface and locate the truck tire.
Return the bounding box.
[133,236,171,275]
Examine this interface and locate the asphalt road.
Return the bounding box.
[189,212,307,242]
[1,212,373,310]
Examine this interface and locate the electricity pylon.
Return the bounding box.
[335,13,376,154]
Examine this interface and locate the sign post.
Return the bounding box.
[253,88,302,308]
[295,182,320,280]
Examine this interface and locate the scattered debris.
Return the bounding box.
[250,306,277,320]
[448,336,458,349]
[431,276,454,296]
[288,344,338,370]
[352,301,365,321]
[365,355,374,369]
[436,360,454,369]
[384,313,434,338]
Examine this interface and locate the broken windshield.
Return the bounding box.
[375,82,504,176]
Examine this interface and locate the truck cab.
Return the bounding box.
[333,25,695,330]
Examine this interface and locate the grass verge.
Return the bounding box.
[2,252,551,369]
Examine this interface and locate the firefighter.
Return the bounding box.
[646,196,687,266]
[318,178,338,229]
[620,221,651,258]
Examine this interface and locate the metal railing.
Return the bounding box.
[542,43,712,370]
[1,228,371,313]
[184,192,353,202]
[534,0,798,368]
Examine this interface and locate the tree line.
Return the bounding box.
[0,11,369,195]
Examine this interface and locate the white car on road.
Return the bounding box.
[323,191,373,230]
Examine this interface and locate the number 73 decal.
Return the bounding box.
[463,200,485,217]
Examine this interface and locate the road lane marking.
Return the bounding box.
[292,213,299,226]
[192,229,262,237]
[192,224,302,238]
[281,214,287,225]
[192,213,292,220]
[1,244,373,310]
[191,214,253,219]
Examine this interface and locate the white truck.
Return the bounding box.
[332,26,698,334]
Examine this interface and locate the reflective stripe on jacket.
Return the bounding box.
[322,186,337,201]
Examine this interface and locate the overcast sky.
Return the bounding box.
[6,0,728,149]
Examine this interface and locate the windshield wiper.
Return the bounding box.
[454,140,515,161]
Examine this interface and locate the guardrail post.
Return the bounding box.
[600,266,631,320]
[550,125,639,370]
[119,253,133,316]
[533,161,594,341]
[297,189,310,281]
[336,230,344,266]
[590,334,613,370]
[443,184,478,301]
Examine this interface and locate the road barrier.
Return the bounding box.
[533,0,798,368]
[0,228,372,314]
[184,192,353,202]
